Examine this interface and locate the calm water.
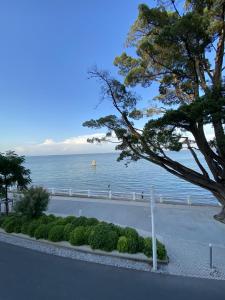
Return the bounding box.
[24,151,216,203]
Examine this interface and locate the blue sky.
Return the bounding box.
[0,0,157,155]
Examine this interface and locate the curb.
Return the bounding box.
[0,230,168,272]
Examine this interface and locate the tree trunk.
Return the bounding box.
[213,192,225,224]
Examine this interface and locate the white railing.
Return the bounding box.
[41,187,219,206]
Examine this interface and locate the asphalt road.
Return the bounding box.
[0,242,224,300]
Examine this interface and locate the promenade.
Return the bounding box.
[48,195,225,279]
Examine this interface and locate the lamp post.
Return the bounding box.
[151,186,157,271]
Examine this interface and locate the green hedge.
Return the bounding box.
[0,213,167,259]
[48,225,65,242]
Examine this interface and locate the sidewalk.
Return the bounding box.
[48,195,225,279]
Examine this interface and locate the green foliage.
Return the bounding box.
[72,216,88,227]
[144,238,152,258]
[20,222,30,234]
[63,223,75,241]
[64,216,77,224]
[86,218,99,226]
[0,151,31,214]
[15,186,49,218]
[34,224,52,240]
[48,225,65,242]
[138,236,145,252]
[27,221,39,237]
[157,240,167,260]
[70,226,87,246]
[123,227,139,254]
[0,213,167,259]
[83,0,225,214]
[117,236,129,253]
[88,224,118,252]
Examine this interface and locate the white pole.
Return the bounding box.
[133,192,136,201]
[151,186,157,271]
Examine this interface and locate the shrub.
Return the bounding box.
[34,224,52,240]
[84,226,93,243]
[117,236,129,253]
[123,227,139,254]
[48,225,65,242]
[88,224,118,252]
[54,217,68,225]
[20,222,30,234]
[157,241,167,260]
[14,186,50,218]
[27,221,39,237]
[0,215,7,227]
[138,236,145,252]
[64,216,77,224]
[4,220,16,233]
[86,218,98,226]
[70,226,87,246]
[143,237,152,258]
[63,223,75,241]
[72,216,88,227]
[38,215,50,224]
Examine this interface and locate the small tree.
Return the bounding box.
[0,151,31,215]
[14,186,50,218]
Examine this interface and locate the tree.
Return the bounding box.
[14,186,50,218]
[83,1,225,223]
[0,151,31,215]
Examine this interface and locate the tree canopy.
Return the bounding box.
[83,0,225,222]
[0,151,31,214]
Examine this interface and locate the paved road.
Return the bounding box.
[0,242,224,300]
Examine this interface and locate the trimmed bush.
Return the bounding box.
[63,223,75,241]
[55,217,68,225]
[38,215,50,225]
[48,225,65,242]
[72,216,88,227]
[20,222,30,234]
[4,220,16,233]
[0,215,7,226]
[64,216,77,224]
[157,241,167,260]
[117,236,129,253]
[27,221,39,237]
[70,226,87,246]
[143,238,152,258]
[138,236,145,252]
[34,224,51,240]
[14,186,50,218]
[124,227,139,254]
[88,224,118,252]
[86,218,98,226]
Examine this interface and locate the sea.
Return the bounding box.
[24,151,216,204]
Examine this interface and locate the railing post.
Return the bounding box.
[69,189,72,196]
[187,195,191,205]
[133,192,136,201]
[51,188,55,195]
[209,243,213,269]
[109,190,112,199]
[150,186,157,271]
[159,195,163,203]
[88,190,91,198]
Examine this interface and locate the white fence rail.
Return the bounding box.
[42,187,219,206]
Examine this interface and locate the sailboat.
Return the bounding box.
[91,160,96,167]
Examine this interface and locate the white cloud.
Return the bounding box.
[13,133,117,156]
